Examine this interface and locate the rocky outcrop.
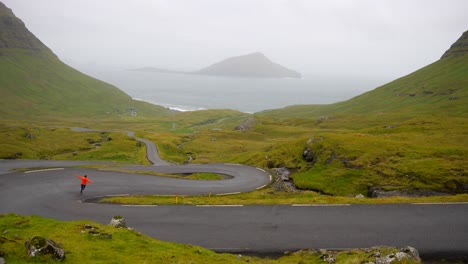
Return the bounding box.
[271,167,296,192]
[234,117,256,131]
[0,2,52,52]
[304,246,421,264]
[302,137,320,165]
[368,187,450,198]
[25,236,65,261]
[197,52,302,79]
[441,30,468,59]
[109,215,127,228]
[373,246,420,264]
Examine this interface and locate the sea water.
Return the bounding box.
[76,66,385,113]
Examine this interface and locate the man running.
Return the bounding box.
[76,175,93,195]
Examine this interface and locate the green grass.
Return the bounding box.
[257,55,468,118]
[98,168,225,181]
[0,126,149,164]
[186,172,225,180]
[2,106,466,196]
[160,113,467,196]
[0,48,170,120]
[100,186,468,205]
[0,214,419,264]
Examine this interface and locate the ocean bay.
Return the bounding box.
[76,66,385,113]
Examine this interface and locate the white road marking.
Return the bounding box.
[196,205,244,207]
[256,168,266,172]
[256,184,267,190]
[216,192,241,196]
[292,204,350,207]
[25,168,64,173]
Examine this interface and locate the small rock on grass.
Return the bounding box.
[24,236,65,261]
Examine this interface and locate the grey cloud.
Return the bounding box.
[2,0,468,78]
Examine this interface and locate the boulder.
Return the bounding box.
[375,254,395,264]
[395,252,410,261]
[302,147,317,163]
[109,216,127,228]
[24,236,65,261]
[374,247,420,264]
[302,136,323,165]
[400,246,420,260]
[0,257,5,264]
[319,249,336,264]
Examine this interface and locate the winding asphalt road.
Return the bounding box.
[0,130,467,258]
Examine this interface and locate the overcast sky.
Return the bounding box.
[3,0,468,79]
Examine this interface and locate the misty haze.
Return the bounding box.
[76,63,385,113]
[4,0,467,113]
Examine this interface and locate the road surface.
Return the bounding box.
[0,129,467,258]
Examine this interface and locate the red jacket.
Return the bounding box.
[76,176,93,185]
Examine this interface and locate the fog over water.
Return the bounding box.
[76,65,386,113]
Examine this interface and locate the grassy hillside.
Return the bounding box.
[257,54,467,119]
[0,214,421,264]
[0,49,170,119]
[0,2,169,121]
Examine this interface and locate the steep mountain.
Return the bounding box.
[196,52,302,78]
[0,2,169,120]
[258,30,467,118]
[441,30,468,59]
[0,3,50,51]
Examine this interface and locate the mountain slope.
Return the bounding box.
[258,31,467,118]
[441,30,468,59]
[197,52,302,78]
[246,31,468,196]
[0,2,169,119]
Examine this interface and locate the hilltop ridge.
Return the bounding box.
[441,30,468,59]
[131,52,302,79]
[0,1,169,120]
[197,52,302,79]
[0,2,50,52]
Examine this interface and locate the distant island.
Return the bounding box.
[129,67,188,75]
[130,52,302,79]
